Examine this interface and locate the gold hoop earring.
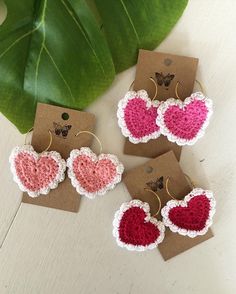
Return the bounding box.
[143,187,162,218]
[129,77,158,101]
[75,130,103,154]
[165,174,195,200]
[175,79,205,100]
[24,127,53,152]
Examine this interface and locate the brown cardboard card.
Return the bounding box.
[124,49,199,160]
[123,151,213,260]
[22,103,96,212]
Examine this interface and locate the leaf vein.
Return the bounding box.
[44,45,75,102]
[0,22,42,59]
[60,0,107,77]
[34,0,48,100]
[119,0,141,44]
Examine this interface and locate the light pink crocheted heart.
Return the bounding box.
[72,155,117,193]
[157,93,213,145]
[9,145,66,197]
[67,147,124,199]
[117,91,161,143]
[15,153,59,190]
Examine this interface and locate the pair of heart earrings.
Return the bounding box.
[113,176,216,251]
[9,130,124,199]
[117,78,213,145]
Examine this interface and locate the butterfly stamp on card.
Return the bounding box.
[52,122,72,139]
[155,72,175,89]
[146,176,164,191]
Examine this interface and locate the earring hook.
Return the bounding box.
[129,77,158,101]
[165,174,195,200]
[24,128,52,152]
[75,130,103,154]
[175,80,206,100]
[144,188,162,218]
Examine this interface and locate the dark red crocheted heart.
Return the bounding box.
[168,195,211,231]
[118,207,160,246]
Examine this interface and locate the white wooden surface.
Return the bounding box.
[0,1,236,293]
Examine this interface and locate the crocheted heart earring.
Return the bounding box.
[161,175,216,238]
[9,129,66,197]
[157,81,213,145]
[113,188,165,251]
[67,131,124,199]
[117,77,161,144]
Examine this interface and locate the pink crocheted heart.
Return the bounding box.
[9,145,66,197]
[161,189,216,237]
[113,200,165,251]
[67,147,124,199]
[157,92,213,145]
[117,90,161,144]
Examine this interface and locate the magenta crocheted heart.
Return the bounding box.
[67,147,124,199]
[157,92,213,145]
[9,145,66,197]
[161,189,216,237]
[117,90,161,144]
[113,200,165,251]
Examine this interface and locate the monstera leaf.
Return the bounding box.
[0,0,188,133]
[95,0,188,72]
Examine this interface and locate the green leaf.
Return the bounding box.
[0,0,188,133]
[0,0,115,133]
[94,0,188,72]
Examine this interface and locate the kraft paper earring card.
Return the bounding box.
[22,103,96,212]
[123,151,214,260]
[124,49,199,161]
